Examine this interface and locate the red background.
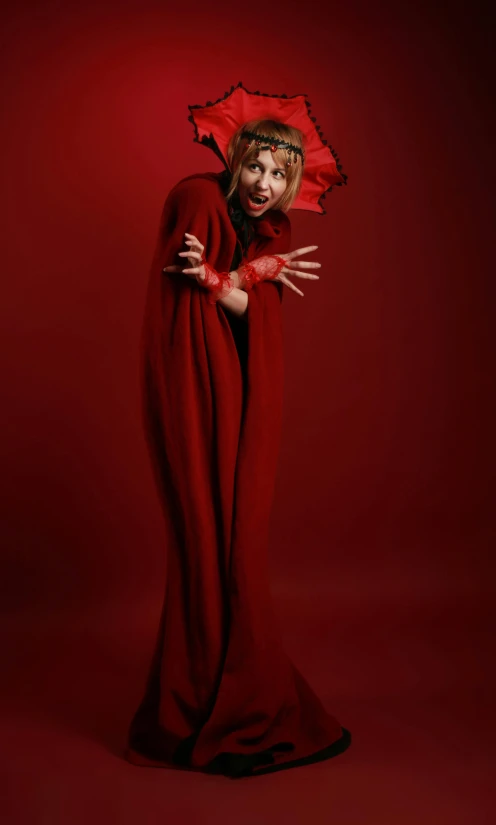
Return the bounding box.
[2,0,495,822]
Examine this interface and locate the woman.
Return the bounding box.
[126,85,350,778]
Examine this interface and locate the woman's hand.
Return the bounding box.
[273,245,321,297]
[163,236,321,299]
[162,233,207,285]
[163,233,235,303]
[237,246,321,297]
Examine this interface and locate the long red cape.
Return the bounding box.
[127,172,350,777]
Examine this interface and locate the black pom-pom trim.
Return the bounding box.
[187,81,348,214]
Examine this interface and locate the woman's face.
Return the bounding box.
[237,149,288,216]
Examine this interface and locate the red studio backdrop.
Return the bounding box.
[1,0,495,821]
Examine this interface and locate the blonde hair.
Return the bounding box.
[225,119,305,212]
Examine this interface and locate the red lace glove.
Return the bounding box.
[237,255,286,291]
[202,261,235,304]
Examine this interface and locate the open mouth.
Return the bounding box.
[247,193,269,208]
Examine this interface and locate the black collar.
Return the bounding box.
[219,171,257,253]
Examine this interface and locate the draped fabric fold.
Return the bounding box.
[127,172,350,777]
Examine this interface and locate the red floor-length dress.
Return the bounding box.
[127,171,351,778]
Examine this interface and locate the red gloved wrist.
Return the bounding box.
[237,255,286,291]
[202,261,235,304]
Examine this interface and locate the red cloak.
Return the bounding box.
[127,172,350,777]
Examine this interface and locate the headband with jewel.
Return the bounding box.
[241,131,304,167]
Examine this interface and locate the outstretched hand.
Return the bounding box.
[269,245,321,297]
[162,233,207,285]
[163,236,322,299]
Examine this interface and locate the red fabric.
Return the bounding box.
[127,171,347,776]
[188,83,346,213]
[238,254,287,290]
[201,261,235,304]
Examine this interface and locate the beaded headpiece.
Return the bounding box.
[241,130,304,168]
